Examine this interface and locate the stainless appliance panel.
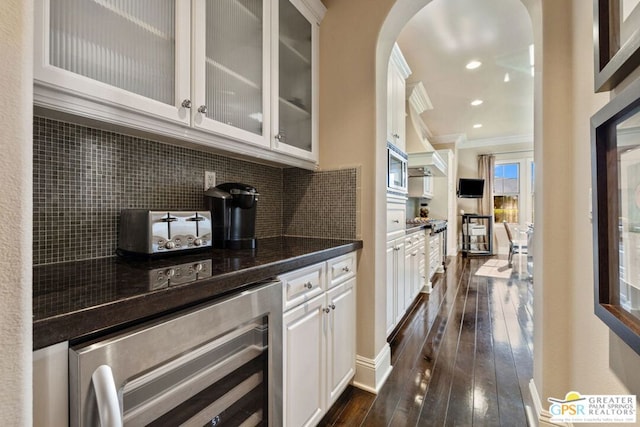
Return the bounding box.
[118,210,212,255]
[387,143,408,194]
[150,211,172,253]
[69,280,283,427]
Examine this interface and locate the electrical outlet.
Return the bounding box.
[204,171,216,191]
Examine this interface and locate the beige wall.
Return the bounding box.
[568,1,640,423]
[319,0,394,368]
[0,1,33,424]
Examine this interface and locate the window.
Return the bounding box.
[494,163,520,223]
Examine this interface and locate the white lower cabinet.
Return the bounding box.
[280,252,357,427]
[406,232,426,299]
[386,237,406,336]
[326,279,356,404]
[283,293,326,427]
[429,232,443,282]
[387,229,426,336]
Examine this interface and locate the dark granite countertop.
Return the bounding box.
[405,224,428,234]
[33,236,362,350]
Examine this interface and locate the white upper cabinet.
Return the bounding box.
[34,0,325,168]
[387,44,411,152]
[271,0,321,161]
[35,0,192,125]
[192,0,270,147]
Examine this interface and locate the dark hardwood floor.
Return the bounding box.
[319,254,534,427]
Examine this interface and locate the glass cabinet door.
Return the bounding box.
[192,0,270,147]
[273,0,316,160]
[40,0,190,124]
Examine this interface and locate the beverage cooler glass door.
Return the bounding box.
[69,280,283,427]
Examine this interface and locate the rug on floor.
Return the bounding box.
[475,259,512,279]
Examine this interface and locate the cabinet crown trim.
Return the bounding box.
[390,43,412,79]
[296,0,327,23]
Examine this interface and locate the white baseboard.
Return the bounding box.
[421,281,433,294]
[529,379,573,427]
[352,344,393,394]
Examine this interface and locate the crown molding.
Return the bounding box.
[407,82,433,114]
[390,43,412,79]
[458,133,533,149]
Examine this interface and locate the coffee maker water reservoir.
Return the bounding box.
[205,183,259,249]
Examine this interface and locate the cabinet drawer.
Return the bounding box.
[387,204,406,233]
[327,252,357,288]
[279,263,325,311]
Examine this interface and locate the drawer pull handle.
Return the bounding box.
[392,219,400,223]
[304,281,313,289]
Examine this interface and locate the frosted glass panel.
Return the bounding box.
[50,0,176,105]
[205,0,263,135]
[278,0,312,152]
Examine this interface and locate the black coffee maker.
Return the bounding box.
[205,183,259,249]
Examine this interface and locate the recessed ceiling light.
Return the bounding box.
[473,124,483,129]
[470,99,483,106]
[504,72,510,82]
[465,60,482,70]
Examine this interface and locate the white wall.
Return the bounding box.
[0,1,33,424]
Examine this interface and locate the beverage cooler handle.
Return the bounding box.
[91,365,123,427]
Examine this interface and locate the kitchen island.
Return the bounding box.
[33,236,362,350]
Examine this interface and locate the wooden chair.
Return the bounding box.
[503,221,527,267]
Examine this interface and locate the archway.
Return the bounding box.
[319,0,573,421]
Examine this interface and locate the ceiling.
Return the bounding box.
[396,0,534,148]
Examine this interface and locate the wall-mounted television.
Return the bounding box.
[457,178,485,198]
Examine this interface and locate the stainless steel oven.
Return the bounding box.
[69,280,282,427]
[387,142,408,194]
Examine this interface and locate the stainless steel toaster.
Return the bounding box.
[118,210,212,255]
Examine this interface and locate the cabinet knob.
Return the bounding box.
[412,253,417,257]
[304,281,313,289]
[181,99,192,108]
[197,105,208,114]
[342,266,350,272]
[330,304,336,310]
[323,307,331,314]
[392,219,400,223]
[393,133,400,139]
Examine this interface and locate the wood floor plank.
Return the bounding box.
[418,258,473,425]
[472,278,501,426]
[443,269,478,426]
[318,386,375,426]
[488,277,529,426]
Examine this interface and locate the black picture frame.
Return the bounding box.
[594,0,640,92]
[591,75,640,355]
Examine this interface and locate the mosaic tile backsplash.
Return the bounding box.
[283,168,359,239]
[33,117,358,265]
